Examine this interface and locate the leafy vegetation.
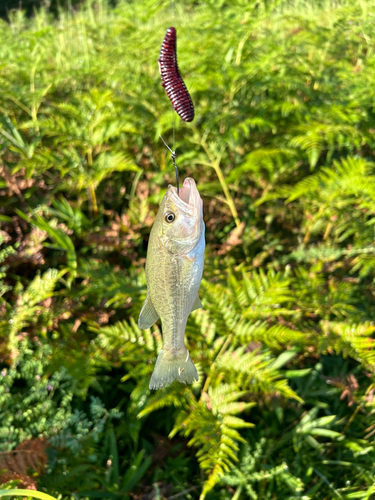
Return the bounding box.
[1,0,375,498]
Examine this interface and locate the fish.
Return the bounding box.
[138,177,205,390]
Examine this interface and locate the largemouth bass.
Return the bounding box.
[138,178,205,390]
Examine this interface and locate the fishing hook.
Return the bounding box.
[159,134,179,195]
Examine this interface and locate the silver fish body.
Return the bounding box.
[138,178,205,390]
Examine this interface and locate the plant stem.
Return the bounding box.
[87,142,98,216]
[201,138,241,229]
[88,183,98,216]
[201,334,233,395]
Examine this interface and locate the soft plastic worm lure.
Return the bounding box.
[158,27,195,122]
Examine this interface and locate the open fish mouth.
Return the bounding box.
[169,178,202,213]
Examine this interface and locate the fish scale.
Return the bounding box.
[155,255,189,350]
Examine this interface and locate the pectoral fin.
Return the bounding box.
[138,294,159,329]
[191,294,203,312]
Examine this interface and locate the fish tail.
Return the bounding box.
[149,348,198,390]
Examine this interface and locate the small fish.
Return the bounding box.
[138,178,205,390]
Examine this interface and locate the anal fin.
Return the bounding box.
[138,294,159,329]
[191,294,203,313]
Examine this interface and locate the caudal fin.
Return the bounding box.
[149,348,198,390]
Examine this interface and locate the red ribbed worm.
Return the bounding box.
[158,27,194,122]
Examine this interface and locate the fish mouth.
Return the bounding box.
[169,178,202,213]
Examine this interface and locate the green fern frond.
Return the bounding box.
[227,148,295,183]
[289,124,361,169]
[231,320,305,349]
[98,317,160,353]
[286,156,372,203]
[169,384,254,499]
[8,269,60,351]
[96,318,161,380]
[213,348,303,402]
[137,386,195,419]
[203,268,294,325]
[319,321,375,370]
[220,439,298,500]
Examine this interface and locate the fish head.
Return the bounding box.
[156,178,204,255]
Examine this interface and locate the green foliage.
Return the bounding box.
[1,0,375,498]
[220,439,301,500]
[173,385,255,498]
[0,490,59,500]
[0,339,120,450]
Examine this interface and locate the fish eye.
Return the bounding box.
[165,211,176,223]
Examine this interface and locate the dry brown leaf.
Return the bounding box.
[0,438,48,490]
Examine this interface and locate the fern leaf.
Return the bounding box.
[8,269,59,351]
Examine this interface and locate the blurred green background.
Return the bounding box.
[1,0,375,498]
[0,0,80,18]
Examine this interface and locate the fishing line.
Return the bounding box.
[171,0,175,19]
[172,108,176,154]
[159,134,179,195]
